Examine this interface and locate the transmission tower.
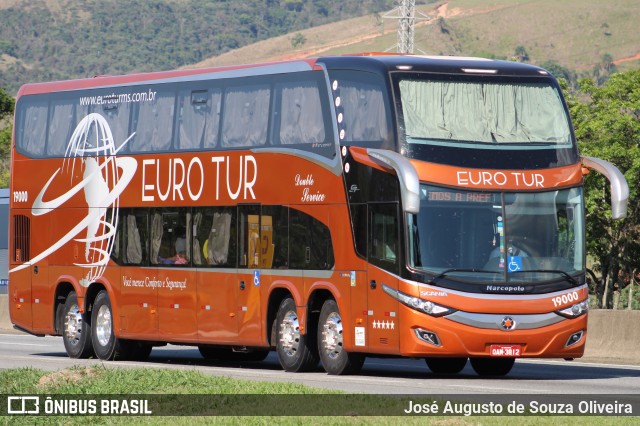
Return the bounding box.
[383,0,430,54]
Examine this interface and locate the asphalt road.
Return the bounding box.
[2,332,640,396]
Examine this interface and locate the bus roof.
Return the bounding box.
[16,54,551,99]
[317,53,551,77]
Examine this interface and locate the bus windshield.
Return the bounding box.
[408,185,584,284]
[396,75,572,148]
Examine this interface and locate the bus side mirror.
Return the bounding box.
[581,155,629,220]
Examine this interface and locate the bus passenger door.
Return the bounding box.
[236,205,263,345]
[366,203,400,354]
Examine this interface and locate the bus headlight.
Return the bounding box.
[555,299,589,318]
[382,284,455,317]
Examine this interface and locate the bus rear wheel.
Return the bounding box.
[470,357,515,376]
[425,357,467,374]
[275,297,318,372]
[91,290,141,361]
[62,292,93,359]
[318,299,364,375]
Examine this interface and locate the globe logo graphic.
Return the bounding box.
[12,113,137,286]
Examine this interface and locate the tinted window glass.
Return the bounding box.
[222,84,270,148]
[289,208,334,270]
[119,209,148,266]
[277,81,325,145]
[131,90,175,152]
[194,206,237,267]
[329,70,393,150]
[369,203,399,273]
[262,205,289,269]
[17,97,48,157]
[177,88,222,150]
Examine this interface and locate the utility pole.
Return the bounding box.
[383,0,430,54]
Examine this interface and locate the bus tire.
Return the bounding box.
[318,299,364,375]
[470,357,515,376]
[62,292,93,359]
[425,357,467,374]
[275,297,318,372]
[91,290,130,361]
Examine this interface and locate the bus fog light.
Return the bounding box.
[415,328,441,346]
[565,330,584,347]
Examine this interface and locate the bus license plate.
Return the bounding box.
[490,345,521,357]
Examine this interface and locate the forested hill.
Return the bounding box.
[0,0,393,94]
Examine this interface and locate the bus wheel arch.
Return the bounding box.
[54,282,75,336]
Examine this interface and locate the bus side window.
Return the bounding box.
[102,100,132,153]
[176,89,222,150]
[47,99,82,156]
[329,70,393,150]
[17,98,48,157]
[197,207,236,267]
[131,90,175,152]
[289,208,334,270]
[276,81,325,145]
[222,84,270,148]
[262,205,289,269]
[121,209,148,266]
[368,203,399,273]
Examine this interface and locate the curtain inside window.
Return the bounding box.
[399,80,570,144]
[177,89,222,149]
[134,92,175,151]
[21,100,48,156]
[222,85,270,147]
[207,212,231,265]
[340,81,389,143]
[125,214,142,264]
[150,212,163,265]
[278,82,325,145]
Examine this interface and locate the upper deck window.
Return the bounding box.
[328,70,393,150]
[15,70,337,160]
[397,75,572,149]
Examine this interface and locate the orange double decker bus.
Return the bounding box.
[9,54,628,376]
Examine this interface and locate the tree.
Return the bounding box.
[0,87,13,188]
[513,45,529,62]
[565,70,640,308]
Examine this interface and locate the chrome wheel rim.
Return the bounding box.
[279,310,300,357]
[322,311,343,360]
[95,304,112,347]
[64,304,83,346]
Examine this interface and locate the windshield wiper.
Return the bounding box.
[510,269,578,285]
[430,268,499,283]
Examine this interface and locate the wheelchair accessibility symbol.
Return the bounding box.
[507,256,523,273]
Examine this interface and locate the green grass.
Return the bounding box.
[0,366,635,425]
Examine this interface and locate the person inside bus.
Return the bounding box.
[159,227,187,265]
[489,236,530,259]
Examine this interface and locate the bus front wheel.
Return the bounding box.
[275,297,318,372]
[318,299,364,375]
[62,292,93,359]
[470,357,515,376]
